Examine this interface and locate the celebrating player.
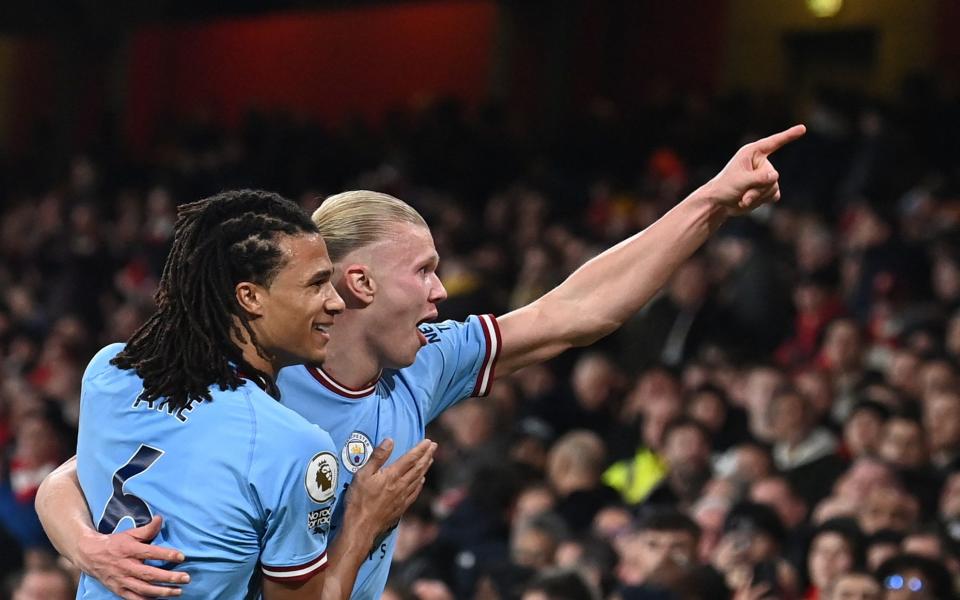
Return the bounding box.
[48,190,435,599]
[37,126,804,598]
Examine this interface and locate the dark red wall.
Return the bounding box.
[5,38,55,150]
[936,0,960,84]
[499,0,728,125]
[573,0,728,103]
[124,1,497,149]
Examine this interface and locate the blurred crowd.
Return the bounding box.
[4,74,960,599]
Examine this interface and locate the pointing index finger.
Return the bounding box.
[752,124,806,159]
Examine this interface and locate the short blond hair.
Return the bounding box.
[547,430,607,477]
[312,190,427,261]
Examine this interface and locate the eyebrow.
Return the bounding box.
[309,267,333,282]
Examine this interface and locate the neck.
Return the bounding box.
[321,314,384,389]
[235,334,279,380]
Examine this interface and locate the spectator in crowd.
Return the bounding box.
[711,224,793,358]
[900,525,958,574]
[601,383,682,505]
[795,368,837,428]
[522,569,598,600]
[815,457,900,523]
[390,495,456,592]
[859,488,920,536]
[616,508,701,588]
[877,415,941,515]
[739,364,787,444]
[641,418,714,509]
[555,535,618,595]
[713,501,799,597]
[768,386,845,506]
[547,431,620,533]
[538,353,622,441]
[617,508,727,600]
[686,384,749,453]
[750,475,811,569]
[886,348,925,403]
[8,564,74,600]
[616,256,729,372]
[513,483,559,531]
[0,409,66,565]
[875,553,954,600]
[691,495,731,564]
[805,519,864,600]
[923,390,960,473]
[511,512,568,572]
[823,571,881,600]
[717,442,775,487]
[841,400,890,460]
[939,470,960,550]
[818,318,869,422]
[777,272,845,370]
[879,416,928,472]
[918,357,956,400]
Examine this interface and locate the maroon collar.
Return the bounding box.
[305,366,379,399]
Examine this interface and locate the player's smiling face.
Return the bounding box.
[245,233,344,369]
[365,222,447,368]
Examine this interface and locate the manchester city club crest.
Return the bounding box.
[341,431,374,473]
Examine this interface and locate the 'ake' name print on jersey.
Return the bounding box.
[132,394,198,423]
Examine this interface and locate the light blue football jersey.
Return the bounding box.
[76,344,341,599]
[277,314,501,599]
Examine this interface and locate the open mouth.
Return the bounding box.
[415,313,437,346]
[416,312,439,326]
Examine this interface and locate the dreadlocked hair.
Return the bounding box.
[112,189,319,409]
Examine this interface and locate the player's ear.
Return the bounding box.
[342,264,376,306]
[235,281,266,316]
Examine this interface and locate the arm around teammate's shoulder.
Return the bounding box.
[35,457,188,600]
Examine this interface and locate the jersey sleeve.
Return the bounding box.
[413,314,501,423]
[249,409,340,584]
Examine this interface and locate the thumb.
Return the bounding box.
[738,188,761,210]
[128,515,163,543]
[364,438,394,473]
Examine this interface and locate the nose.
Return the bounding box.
[325,285,345,315]
[429,273,448,303]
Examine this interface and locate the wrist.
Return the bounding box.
[691,179,727,211]
[72,528,104,573]
[687,181,730,229]
[343,502,380,540]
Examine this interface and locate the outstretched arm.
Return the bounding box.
[35,457,189,599]
[495,125,806,376]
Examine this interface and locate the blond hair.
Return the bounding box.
[547,430,607,477]
[312,190,427,261]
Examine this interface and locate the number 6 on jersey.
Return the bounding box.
[97,444,164,534]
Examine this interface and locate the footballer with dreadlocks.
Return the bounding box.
[39,190,435,600]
